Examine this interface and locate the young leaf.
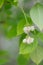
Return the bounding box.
[30,45,43,65]
[30,3,43,31]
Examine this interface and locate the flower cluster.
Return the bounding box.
[23,36,34,44]
[23,26,35,34]
[23,26,35,44]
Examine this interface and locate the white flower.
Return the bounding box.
[23,26,31,34]
[23,26,35,34]
[23,36,34,44]
[26,37,34,44]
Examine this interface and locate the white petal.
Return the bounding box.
[23,26,31,34]
[30,38,34,43]
[28,26,31,31]
[26,37,34,44]
[23,27,29,34]
[26,39,30,44]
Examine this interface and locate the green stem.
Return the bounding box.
[20,7,29,25]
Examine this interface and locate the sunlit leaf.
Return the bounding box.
[30,3,43,31]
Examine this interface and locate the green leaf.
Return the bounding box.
[19,38,38,54]
[0,0,4,8]
[17,19,27,35]
[18,54,30,65]
[30,3,43,31]
[30,45,43,65]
